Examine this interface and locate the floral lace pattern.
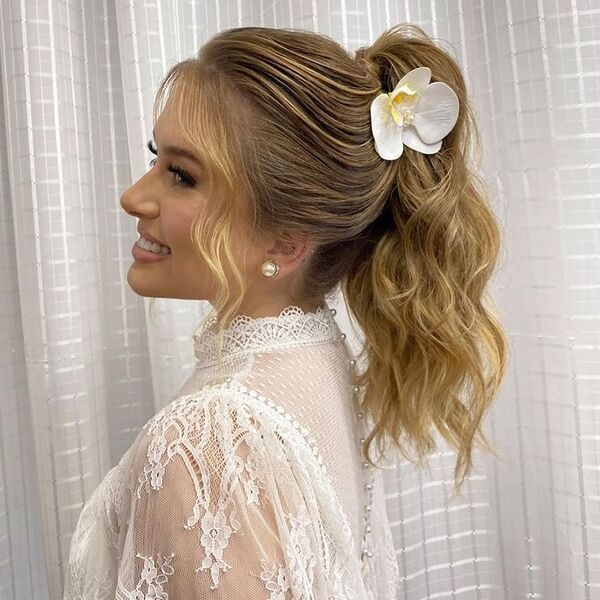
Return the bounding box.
[135,392,268,590]
[249,507,316,599]
[197,507,241,589]
[282,509,317,592]
[257,559,290,599]
[130,381,358,597]
[128,553,175,600]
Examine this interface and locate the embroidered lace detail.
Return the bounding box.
[129,552,175,599]
[283,508,317,591]
[257,559,291,599]
[197,507,242,588]
[192,304,339,367]
[136,393,268,590]
[134,382,357,597]
[250,508,315,599]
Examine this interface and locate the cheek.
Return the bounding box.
[161,206,198,252]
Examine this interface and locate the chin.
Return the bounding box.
[126,267,161,298]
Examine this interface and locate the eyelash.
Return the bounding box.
[147,140,195,188]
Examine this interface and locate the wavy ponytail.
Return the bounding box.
[348,24,509,494]
[150,23,508,496]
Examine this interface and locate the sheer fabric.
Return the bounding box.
[63,303,400,599]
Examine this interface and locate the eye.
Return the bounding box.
[147,140,195,188]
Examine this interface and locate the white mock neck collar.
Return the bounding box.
[192,302,341,369]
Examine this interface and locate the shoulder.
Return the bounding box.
[139,379,317,460]
[130,379,320,498]
[118,379,360,595]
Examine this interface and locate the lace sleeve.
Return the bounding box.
[115,383,358,598]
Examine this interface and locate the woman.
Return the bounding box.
[63,24,508,599]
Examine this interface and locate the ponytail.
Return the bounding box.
[346,24,509,495]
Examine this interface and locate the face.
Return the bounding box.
[119,96,316,312]
[120,97,233,301]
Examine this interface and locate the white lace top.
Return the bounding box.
[63,302,400,599]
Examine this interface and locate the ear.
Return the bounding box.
[264,238,315,275]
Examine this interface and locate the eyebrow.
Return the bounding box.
[152,127,203,168]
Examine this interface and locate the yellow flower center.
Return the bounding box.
[392,84,418,104]
[388,84,419,127]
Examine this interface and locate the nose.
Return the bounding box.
[120,176,159,220]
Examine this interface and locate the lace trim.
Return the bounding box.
[192,304,339,368]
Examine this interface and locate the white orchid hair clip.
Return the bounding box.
[370,66,459,160]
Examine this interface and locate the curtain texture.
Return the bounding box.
[0,1,597,599]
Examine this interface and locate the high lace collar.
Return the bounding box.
[192,302,341,369]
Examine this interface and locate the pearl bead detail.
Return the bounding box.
[341,319,376,568]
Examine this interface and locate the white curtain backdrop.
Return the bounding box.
[1,1,597,599]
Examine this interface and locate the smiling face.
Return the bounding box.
[120,97,226,300]
[119,94,319,315]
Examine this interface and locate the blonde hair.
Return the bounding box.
[150,24,509,494]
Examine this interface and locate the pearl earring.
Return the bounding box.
[261,260,279,278]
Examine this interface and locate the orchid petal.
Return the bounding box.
[370,92,404,160]
[391,67,431,99]
[413,82,459,144]
[402,126,443,154]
